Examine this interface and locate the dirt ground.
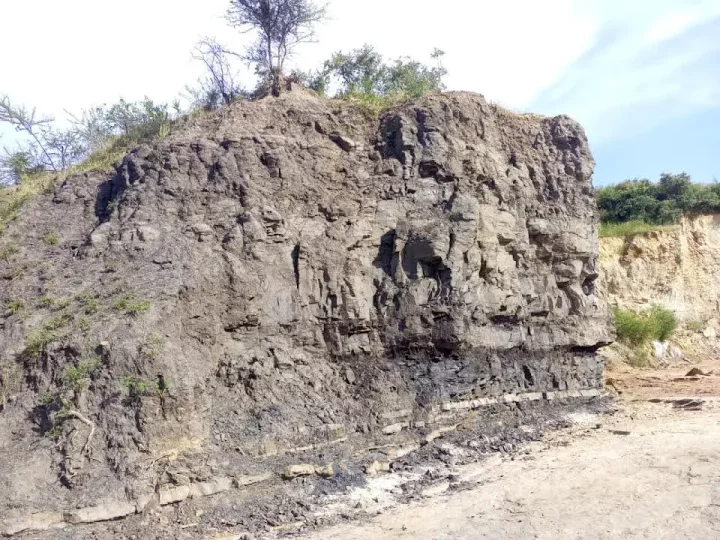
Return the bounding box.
[283,359,720,540]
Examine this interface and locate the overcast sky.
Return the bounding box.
[1,0,718,185]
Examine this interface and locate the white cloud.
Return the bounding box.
[530,0,720,144]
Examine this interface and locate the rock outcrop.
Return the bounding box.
[599,214,720,321]
[0,89,611,537]
[599,214,720,359]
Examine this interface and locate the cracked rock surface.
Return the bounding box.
[0,88,611,536]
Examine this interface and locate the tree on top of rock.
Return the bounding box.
[226,0,327,97]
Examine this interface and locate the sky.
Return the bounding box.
[0,0,718,186]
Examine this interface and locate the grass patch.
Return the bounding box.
[334,91,409,119]
[7,300,22,313]
[53,298,72,310]
[0,242,20,261]
[685,318,708,333]
[113,294,150,317]
[25,327,60,356]
[140,333,164,360]
[0,138,130,234]
[121,375,150,403]
[45,313,71,330]
[599,220,677,238]
[77,293,99,314]
[614,305,678,346]
[44,232,58,245]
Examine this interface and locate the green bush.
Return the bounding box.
[299,44,446,112]
[7,300,22,313]
[614,308,653,345]
[647,305,677,342]
[140,333,164,360]
[597,173,720,229]
[614,305,677,345]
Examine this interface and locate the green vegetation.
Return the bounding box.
[296,45,447,116]
[77,293,99,314]
[54,298,72,310]
[45,312,71,330]
[25,327,59,356]
[1,96,175,233]
[614,305,678,346]
[597,174,720,237]
[113,294,150,317]
[121,376,150,402]
[140,333,164,360]
[7,300,22,313]
[24,311,73,357]
[0,242,19,261]
[599,220,678,238]
[62,357,101,394]
[44,232,58,245]
[39,296,55,308]
[74,317,91,333]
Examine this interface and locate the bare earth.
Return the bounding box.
[291,361,720,540]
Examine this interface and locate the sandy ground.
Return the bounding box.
[290,360,720,540]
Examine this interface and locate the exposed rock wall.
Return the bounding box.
[0,89,611,533]
[599,215,720,322]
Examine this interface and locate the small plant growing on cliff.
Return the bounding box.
[122,376,150,402]
[0,243,19,262]
[140,333,164,360]
[113,294,150,317]
[25,327,58,356]
[62,357,101,396]
[7,300,22,313]
[77,293,99,314]
[54,298,72,310]
[44,232,58,245]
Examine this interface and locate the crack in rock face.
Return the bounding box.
[0,88,612,535]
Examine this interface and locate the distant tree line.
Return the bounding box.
[597,173,720,225]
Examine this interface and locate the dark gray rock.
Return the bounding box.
[0,89,611,535]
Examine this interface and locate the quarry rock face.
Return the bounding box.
[0,89,612,536]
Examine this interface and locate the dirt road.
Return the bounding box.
[295,378,720,539]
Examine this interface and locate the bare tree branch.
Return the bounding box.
[226,0,327,96]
